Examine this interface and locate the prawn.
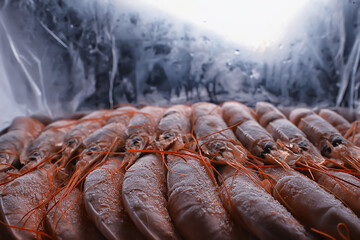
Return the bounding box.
[59,110,113,167]
[318,109,352,136]
[59,107,136,168]
[193,102,310,240]
[0,117,44,172]
[24,120,77,167]
[265,167,360,240]
[319,109,360,147]
[221,101,279,162]
[0,120,76,239]
[84,156,145,240]
[255,102,323,165]
[82,111,143,240]
[157,105,192,151]
[47,120,131,239]
[122,153,181,240]
[256,101,360,217]
[192,102,245,164]
[167,152,243,240]
[124,106,165,167]
[223,101,360,239]
[289,108,360,172]
[45,188,105,240]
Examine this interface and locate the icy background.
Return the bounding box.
[0,0,359,128]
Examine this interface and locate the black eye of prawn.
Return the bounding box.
[321,145,332,155]
[87,147,98,155]
[29,152,40,161]
[132,137,141,145]
[297,141,308,151]
[164,132,175,139]
[214,142,226,154]
[332,136,343,147]
[263,142,274,154]
[67,139,76,146]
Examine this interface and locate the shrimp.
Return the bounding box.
[318,109,352,136]
[106,106,138,125]
[167,153,243,240]
[24,120,77,167]
[220,166,311,240]
[314,170,360,217]
[289,108,360,172]
[82,110,143,240]
[319,109,360,147]
[0,165,54,239]
[222,101,278,161]
[122,153,181,240]
[193,102,310,240]
[125,106,165,166]
[255,102,323,165]
[47,120,131,239]
[0,117,44,171]
[59,107,136,167]
[45,188,105,240]
[256,101,360,217]
[157,105,192,151]
[58,110,112,167]
[265,167,360,239]
[223,101,360,238]
[0,120,76,239]
[84,157,145,240]
[192,102,245,163]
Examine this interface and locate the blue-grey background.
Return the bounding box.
[0,0,359,128]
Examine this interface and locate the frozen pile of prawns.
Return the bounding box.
[0,101,359,240]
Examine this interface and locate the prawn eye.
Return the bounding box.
[213,142,225,154]
[163,132,175,139]
[263,142,274,154]
[67,139,76,146]
[321,145,331,155]
[332,136,343,147]
[0,153,8,160]
[132,137,142,145]
[87,147,98,155]
[297,141,308,151]
[29,152,40,161]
